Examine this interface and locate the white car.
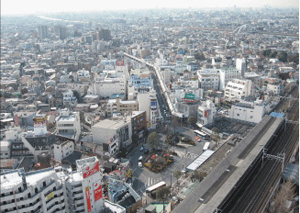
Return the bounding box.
[138,162,143,167]
[138,156,143,161]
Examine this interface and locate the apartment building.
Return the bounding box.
[106,97,138,117]
[197,100,216,127]
[219,67,242,91]
[55,109,81,142]
[224,79,253,102]
[197,69,220,90]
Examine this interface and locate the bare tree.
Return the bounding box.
[273,180,296,213]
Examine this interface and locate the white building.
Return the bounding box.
[0,141,11,159]
[53,140,74,162]
[224,79,253,102]
[77,69,91,82]
[197,69,220,90]
[229,101,265,123]
[56,109,81,142]
[161,69,172,85]
[219,67,242,91]
[266,78,281,96]
[62,90,77,107]
[137,90,160,129]
[89,74,126,98]
[92,116,132,148]
[0,157,125,213]
[236,58,246,77]
[196,100,216,127]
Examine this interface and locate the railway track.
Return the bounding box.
[217,86,298,213]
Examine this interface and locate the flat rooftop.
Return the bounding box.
[173,116,283,213]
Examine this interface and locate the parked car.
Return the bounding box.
[138,162,143,167]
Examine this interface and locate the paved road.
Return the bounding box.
[128,127,207,197]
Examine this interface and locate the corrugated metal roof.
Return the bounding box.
[186,150,214,171]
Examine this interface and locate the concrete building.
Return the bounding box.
[0,141,11,159]
[92,116,132,148]
[62,90,77,108]
[219,67,242,91]
[229,101,266,123]
[224,79,253,102]
[131,111,147,142]
[106,97,138,117]
[89,74,126,98]
[266,78,282,96]
[0,157,125,213]
[55,109,81,142]
[137,90,160,129]
[197,69,220,90]
[196,100,216,127]
[236,58,246,77]
[53,140,74,162]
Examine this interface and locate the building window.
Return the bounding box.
[237,114,240,116]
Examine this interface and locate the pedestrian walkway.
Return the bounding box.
[147,177,163,187]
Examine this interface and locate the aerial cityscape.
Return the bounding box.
[0,1,299,213]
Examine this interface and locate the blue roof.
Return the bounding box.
[269,112,285,118]
[110,93,125,99]
[282,163,299,186]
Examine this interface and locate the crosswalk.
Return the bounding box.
[147,177,163,187]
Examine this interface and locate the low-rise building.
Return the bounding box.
[55,109,81,142]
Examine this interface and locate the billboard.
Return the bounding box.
[116,60,125,66]
[93,180,103,201]
[85,187,92,212]
[150,101,157,110]
[83,161,100,179]
[182,98,195,103]
[184,93,195,99]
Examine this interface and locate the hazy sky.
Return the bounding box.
[2,0,299,16]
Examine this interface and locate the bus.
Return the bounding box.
[146,181,166,198]
[203,142,210,151]
[194,130,208,139]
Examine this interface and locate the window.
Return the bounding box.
[237,114,240,116]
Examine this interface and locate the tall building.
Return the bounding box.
[0,157,126,213]
[98,29,111,41]
[219,67,242,91]
[37,26,49,39]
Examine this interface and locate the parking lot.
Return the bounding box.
[206,117,255,137]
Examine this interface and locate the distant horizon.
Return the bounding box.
[1,0,299,17]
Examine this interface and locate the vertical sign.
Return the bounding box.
[93,180,103,201]
[85,187,92,212]
[14,114,19,126]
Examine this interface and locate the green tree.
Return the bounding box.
[187,115,197,127]
[194,52,206,61]
[156,186,171,200]
[173,170,182,184]
[212,127,219,135]
[147,132,159,150]
[278,51,288,62]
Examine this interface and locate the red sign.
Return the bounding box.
[83,161,100,179]
[204,111,208,117]
[14,114,19,126]
[182,98,196,103]
[85,187,92,212]
[93,180,103,201]
[116,60,124,66]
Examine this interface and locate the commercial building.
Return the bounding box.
[137,90,160,129]
[92,116,132,148]
[197,100,216,127]
[0,157,125,213]
[106,97,138,117]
